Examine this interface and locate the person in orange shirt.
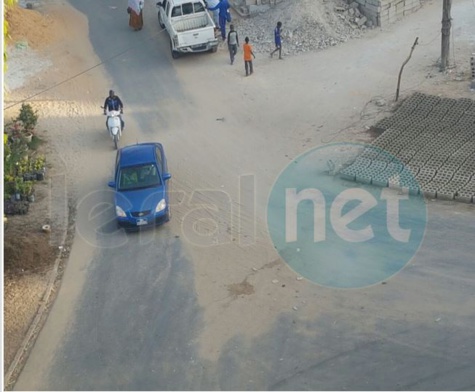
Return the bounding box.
[243,37,256,76]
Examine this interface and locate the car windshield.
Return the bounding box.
[118,164,161,191]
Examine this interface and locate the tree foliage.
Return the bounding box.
[4,0,18,72]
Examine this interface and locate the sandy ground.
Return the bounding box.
[161,1,475,361]
[3,0,110,379]
[4,0,475,388]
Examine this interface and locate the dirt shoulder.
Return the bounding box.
[3,1,79,384]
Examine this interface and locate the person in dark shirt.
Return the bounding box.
[270,21,283,59]
[103,90,124,130]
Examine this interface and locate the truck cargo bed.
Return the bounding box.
[173,13,209,32]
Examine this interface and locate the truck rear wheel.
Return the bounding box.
[170,40,179,59]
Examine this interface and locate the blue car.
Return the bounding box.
[108,143,171,230]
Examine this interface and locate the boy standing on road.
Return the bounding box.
[243,37,255,76]
[227,24,239,65]
[270,21,283,59]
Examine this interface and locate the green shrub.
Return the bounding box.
[15,103,38,131]
[28,135,44,150]
[33,155,46,171]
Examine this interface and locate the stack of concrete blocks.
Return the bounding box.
[340,93,475,204]
[353,0,421,27]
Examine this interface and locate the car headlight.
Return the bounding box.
[116,206,126,217]
[155,199,166,212]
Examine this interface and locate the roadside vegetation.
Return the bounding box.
[4,103,46,216]
[4,0,18,71]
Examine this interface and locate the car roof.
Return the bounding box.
[119,143,162,167]
[169,0,203,6]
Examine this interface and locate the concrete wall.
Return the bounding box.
[354,0,421,27]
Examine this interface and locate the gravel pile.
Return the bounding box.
[232,0,368,55]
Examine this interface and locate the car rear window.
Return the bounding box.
[171,2,204,17]
[193,2,205,12]
[171,6,182,17]
[182,2,193,15]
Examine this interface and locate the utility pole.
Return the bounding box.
[440,0,452,72]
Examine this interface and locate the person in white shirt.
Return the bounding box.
[206,0,220,27]
[227,24,239,65]
[127,0,144,31]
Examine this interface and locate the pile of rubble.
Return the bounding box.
[232,0,369,56]
[334,1,374,29]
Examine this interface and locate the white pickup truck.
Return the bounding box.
[156,0,219,58]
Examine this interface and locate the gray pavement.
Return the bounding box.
[16,205,475,390]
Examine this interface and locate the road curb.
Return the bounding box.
[4,203,71,390]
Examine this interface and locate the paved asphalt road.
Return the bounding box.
[14,0,475,390]
[16,204,475,390]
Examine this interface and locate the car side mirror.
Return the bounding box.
[108,181,116,188]
[163,173,171,181]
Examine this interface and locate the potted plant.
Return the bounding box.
[15,103,39,132]
[4,175,16,202]
[9,120,24,142]
[23,172,36,181]
[4,173,15,190]
[23,181,35,202]
[22,130,34,143]
[21,158,36,181]
[33,155,46,180]
[17,156,29,176]
[14,177,23,201]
